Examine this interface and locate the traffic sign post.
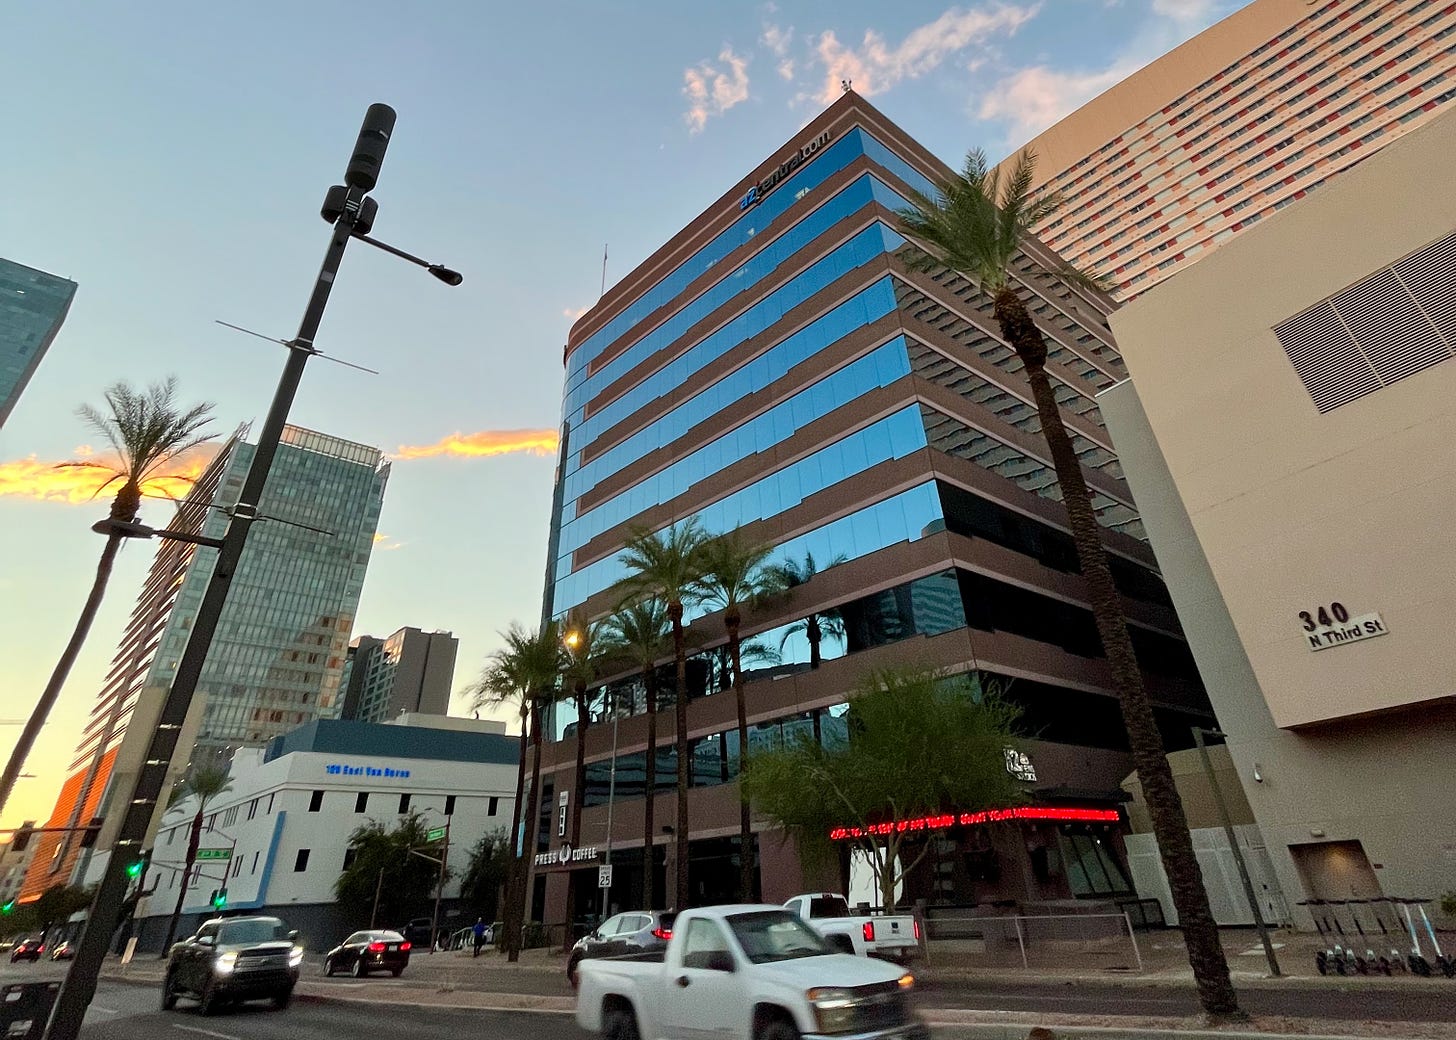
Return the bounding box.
[598,865,613,889]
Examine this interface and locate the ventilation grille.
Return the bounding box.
[1274,231,1456,413]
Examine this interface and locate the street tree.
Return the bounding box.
[897,148,1240,1016]
[479,621,565,959]
[742,667,1022,912]
[160,765,232,954]
[458,829,511,923]
[700,527,785,900]
[0,378,215,818]
[334,811,448,930]
[603,598,672,911]
[766,552,848,669]
[616,519,712,910]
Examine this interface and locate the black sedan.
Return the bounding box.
[324,929,411,978]
[10,939,44,963]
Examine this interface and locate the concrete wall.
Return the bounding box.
[1101,109,1456,926]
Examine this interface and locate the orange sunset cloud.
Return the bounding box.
[0,446,218,506]
[391,429,559,461]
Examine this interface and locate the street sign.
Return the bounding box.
[598,864,613,889]
[195,848,232,861]
[426,827,447,843]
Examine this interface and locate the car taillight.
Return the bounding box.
[367,942,387,952]
[913,919,922,941]
[400,942,411,951]
[651,927,672,941]
[862,921,875,942]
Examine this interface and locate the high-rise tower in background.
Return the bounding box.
[19,424,387,900]
[1007,0,1456,300]
[0,258,76,428]
[529,91,1214,926]
[339,627,458,723]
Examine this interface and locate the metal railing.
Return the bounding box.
[921,910,1143,971]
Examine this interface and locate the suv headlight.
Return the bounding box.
[289,946,304,967]
[806,987,857,1034]
[214,951,238,974]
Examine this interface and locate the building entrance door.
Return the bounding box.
[1288,839,1384,901]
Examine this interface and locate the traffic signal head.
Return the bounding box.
[211,888,227,910]
[2,900,15,915]
[126,859,143,879]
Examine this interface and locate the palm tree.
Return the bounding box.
[897,148,1238,1016]
[561,611,608,943]
[766,551,848,669]
[699,527,784,900]
[481,621,565,960]
[603,598,671,911]
[160,765,232,955]
[615,518,711,911]
[0,378,215,818]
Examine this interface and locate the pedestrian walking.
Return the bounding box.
[472,917,487,957]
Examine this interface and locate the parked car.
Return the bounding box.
[398,917,434,949]
[324,929,411,978]
[10,939,44,963]
[162,915,302,1015]
[50,942,75,961]
[783,892,921,962]
[575,904,928,1040]
[567,910,676,989]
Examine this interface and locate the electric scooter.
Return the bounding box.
[1396,897,1455,978]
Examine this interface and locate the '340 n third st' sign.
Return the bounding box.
[740,131,833,210]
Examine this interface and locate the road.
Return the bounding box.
[72,980,591,1040]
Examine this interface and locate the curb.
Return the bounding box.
[925,1027,1437,1040]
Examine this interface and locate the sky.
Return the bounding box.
[0,0,1239,831]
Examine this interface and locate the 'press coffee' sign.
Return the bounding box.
[740,131,833,210]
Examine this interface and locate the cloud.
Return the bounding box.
[683,46,751,133]
[0,446,218,506]
[978,62,1135,143]
[372,532,406,551]
[563,306,589,321]
[1151,0,1214,18]
[810,4,1040,105]
[762,23,797,80]
[391,429,559,461]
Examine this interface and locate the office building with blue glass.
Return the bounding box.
[532,93,1213,926]
[0,257,76,429]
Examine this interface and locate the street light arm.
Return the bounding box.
[351,232,463,285]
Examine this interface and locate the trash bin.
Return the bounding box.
[1,982,60,1039]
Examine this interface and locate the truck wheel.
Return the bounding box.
[603,1007,641,1040]
[826,934,856,955]
[757,1020,801,1040]
[198,981,223,1017]
[272,987,293,1010]
[160,972,179,1011]
[567,952,584,989]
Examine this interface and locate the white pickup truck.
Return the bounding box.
[783,894,920,963]
[576,904,929,1040]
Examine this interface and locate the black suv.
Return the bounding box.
[162,916,301,1015]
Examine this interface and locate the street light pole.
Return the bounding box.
[43,104,457,1040]
[1191,725,1281,977]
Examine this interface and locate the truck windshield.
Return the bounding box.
[727,911,833,963]
[218,920,289,945]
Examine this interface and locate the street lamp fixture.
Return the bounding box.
[45,102,461,1040]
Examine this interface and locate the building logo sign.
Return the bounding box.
[325,763,412,779]
[1297,601,1389,652]
[534,843,601,868]
[739,131,833,210]
[1003,748,1037,782]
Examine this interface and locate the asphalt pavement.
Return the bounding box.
[75,980,592,1040]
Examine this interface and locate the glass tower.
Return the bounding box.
[0,258,76,429]
[531,92,1216,920]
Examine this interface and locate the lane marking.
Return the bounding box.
[90,1006,120,1014]
[173,1025,241,1040]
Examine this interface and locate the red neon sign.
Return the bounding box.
[828,806,1121,841]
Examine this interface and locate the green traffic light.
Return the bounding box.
[212,890,227,910]
[1,900,15,915]
[126,860,143,879]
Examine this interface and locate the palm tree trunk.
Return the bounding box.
[162,811,204,955]
[0,532,125,818]
[994,287,1239,1016]
[503,706,530,962]
[669,602,690,911]
[727,611,754,901]
[563,686,589,947]
[515,700,547,961]
[642,670,657,912]
[807,614,822,670]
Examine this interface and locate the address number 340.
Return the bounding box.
[1298,602,1351,631]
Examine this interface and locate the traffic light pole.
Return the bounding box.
[41,105,397,1040]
